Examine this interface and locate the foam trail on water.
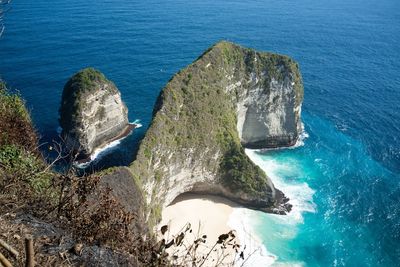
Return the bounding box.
[132,119,143,128]
[74,120,142,168]
[247,149,316,222]
[74,139,122,169]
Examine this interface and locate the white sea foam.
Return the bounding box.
[75,139,121,169]
[247,149,316,222]
[228,208,277,266]
[132,119,143,128]
[293,124,309,148]
[226,149,315,266]
[74,121,142,168]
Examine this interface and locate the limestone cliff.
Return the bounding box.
[59,68,129,158]
[129,41,303,223]
[236,52,303,148]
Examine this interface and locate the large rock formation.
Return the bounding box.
[129,41,303,223]
[59,68,129,158]
[237,56,303,148]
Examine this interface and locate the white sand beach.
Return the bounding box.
[158,193,239,266]
[157,193,277,267]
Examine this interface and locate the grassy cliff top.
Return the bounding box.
[0,81,37,151]
[0,81,56,213]
[211,41,303,104]
[62,67,115,95]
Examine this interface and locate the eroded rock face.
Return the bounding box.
[237,77,302,148]
[59,68,129,158]
[129,41,303,223]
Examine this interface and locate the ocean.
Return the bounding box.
[0,0,399,265]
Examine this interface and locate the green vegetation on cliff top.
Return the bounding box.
[0,81,30,122]
[0,81,37,150]
[0,81,56,200]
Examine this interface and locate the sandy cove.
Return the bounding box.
[157,193,238,266]
[157,193,276,267]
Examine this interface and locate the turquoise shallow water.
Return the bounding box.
[0,0,399,265]
[249,112,399,266]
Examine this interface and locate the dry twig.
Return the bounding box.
[0,252,12,267]
[0,238,19,258]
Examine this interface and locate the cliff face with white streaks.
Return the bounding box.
[59,68,129,158]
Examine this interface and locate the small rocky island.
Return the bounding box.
[59,68,132,160]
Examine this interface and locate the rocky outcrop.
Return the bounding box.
[129,41,303,223]
[59,68,129,158]
[237,65,303,148]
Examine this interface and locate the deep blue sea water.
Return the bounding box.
[1,0,399,266]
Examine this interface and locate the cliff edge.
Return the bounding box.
[130,41,303,223]
[59,68,129,158]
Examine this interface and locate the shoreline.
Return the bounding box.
[228,208,277,266]
[107,122,137,144]
[158,193,275,266]
[159,193,236,244]
[157,141,312,266]
[158,193,238,266]
[75,122,138,167]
